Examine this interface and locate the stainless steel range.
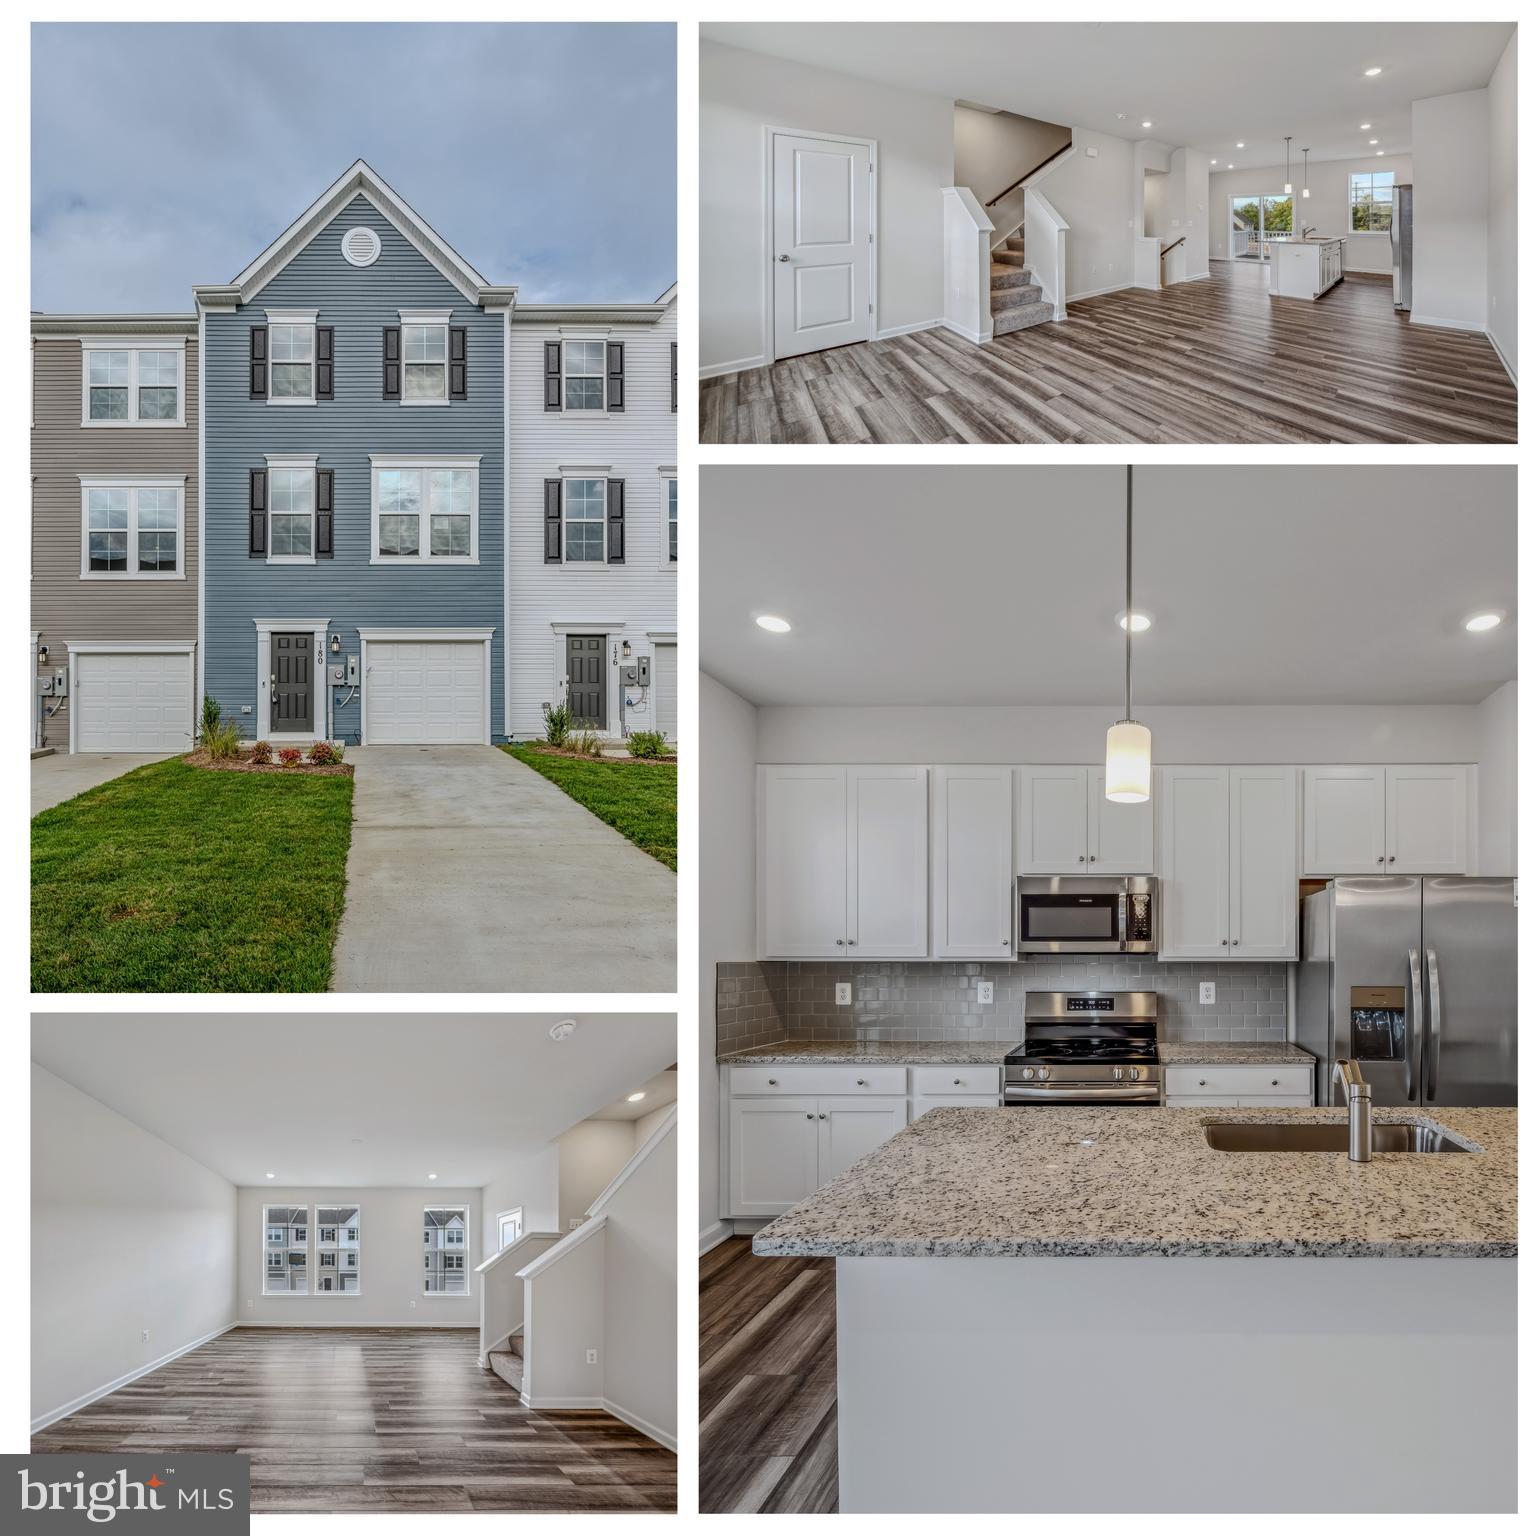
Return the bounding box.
[1004,991,1161,1106]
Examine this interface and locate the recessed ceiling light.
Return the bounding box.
[428,1172,439,1180]
[1364,67,1382,77]
[1141,120,1152,129]
[756,615,792,634]
[1235,141,1245,149]
[1360,123,1372,130]
[549,1019,577,1040]
[1116,610,1153,633]
[1210,158,1218,165]
[1376,150,1384,157]
[265,1172,276,1180]
[1227,164,1234,170]
[626,1091,647,1102]
[1369,139,1379,146]
[1464,612,1503,633]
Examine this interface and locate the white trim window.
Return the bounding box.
[267,310,317,403]
[423,1205,471,1295]
[563,477,606,563]
[496,1208,524,1251]
[1349,170,1395,233]
[400,309,451,404]
[665,474,678,564]
[315,1204,361,1295]
[262,1204,309,1296]
[266,456,317,563]
[79,478,185,580]
[563,338,606,411]
[370,455,480,564]
[81,338,186,427]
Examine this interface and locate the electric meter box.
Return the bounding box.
[635,655,651,687]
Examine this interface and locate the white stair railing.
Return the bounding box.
[475,1228,560,1368]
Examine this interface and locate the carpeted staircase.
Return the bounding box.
[991,234,1054,337]
[489,1331,524,1396]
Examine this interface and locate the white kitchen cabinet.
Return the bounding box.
[759,765,928,958]
[1016,765,1154,874]
[1303,765,1469,876]
[1159,766,1298,960]
[932,766,1015,959]
[1164,1064,1312,1100]
[818,1098,910,1183]
[728,1097,820,1216]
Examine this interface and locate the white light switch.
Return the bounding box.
[977,981,994,1005]
[835,982,852,1005]
[1200,982,1216,1006]
[142,1330,150,1343]
[586,1349,598,1365]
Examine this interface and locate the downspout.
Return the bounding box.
[196,304,206,729]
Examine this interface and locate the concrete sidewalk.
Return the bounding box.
[330,745,676,993]
[31,752,172,816]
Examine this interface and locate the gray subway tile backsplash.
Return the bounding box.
[715,958,1289,1051]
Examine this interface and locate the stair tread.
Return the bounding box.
[992,300,1055,336]
[991,284,1043,311]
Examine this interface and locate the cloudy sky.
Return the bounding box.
[32,22,676,313]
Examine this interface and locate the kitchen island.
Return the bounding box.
[1270,236,1346,299]
[753,1104,1515,1513]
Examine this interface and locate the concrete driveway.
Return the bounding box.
[330,746,676,993]
[31,752,172,816]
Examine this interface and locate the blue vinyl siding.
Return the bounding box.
[203,195,504,741]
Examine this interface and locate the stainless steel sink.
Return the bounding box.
[1203,1122,1469,1154]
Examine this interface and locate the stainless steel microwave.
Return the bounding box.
[1017,875,1158,954]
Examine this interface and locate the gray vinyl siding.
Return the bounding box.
[203,194,505,741]
[30,334,199,751]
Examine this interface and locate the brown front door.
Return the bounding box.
[272,633,313,733]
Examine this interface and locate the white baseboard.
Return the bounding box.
[699,1219,732,1255]
[1410,312,1488,334]
[523,1394,605,1410]
[939,318,991,345]
[1486,327,1518,385]
[32,1321,237,1434]
[876,318,941,342]
[700,353,767,380]
[240,1319,475,1329]
[602,1397,679,1453]
[1066,280,1133,304]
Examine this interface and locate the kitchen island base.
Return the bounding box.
[836,1254,1514,1513]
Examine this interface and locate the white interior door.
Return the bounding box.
[772,132,872,361]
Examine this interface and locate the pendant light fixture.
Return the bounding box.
[1105,467,1152,804]
[1301,148,1311,199]
[1283,136,1293,196]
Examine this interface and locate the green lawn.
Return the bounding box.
[503,745,677,870]
[32,759,354,992]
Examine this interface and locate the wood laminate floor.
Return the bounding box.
[700,263,1518,445]
[699,1237,838,1514]
[32,1327,676,1514]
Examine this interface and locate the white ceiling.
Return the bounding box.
[587,1067,678,1122]
[702,22,1514,169]
[701,466,1516,708]
[32,1013,676,1188]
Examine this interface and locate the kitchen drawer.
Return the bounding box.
[1164,1065,1312,1100]
[912,1065,1002,1097]
[1236,1094,1312,1107]
[729,1065,908,1097]
[912,1094,1002,1119]
[1166,1095,1240,1108]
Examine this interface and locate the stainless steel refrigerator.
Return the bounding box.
[1297,877,1516,1107]
[1391,182,1413,311]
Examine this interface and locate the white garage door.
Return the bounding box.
[653,644,677,741]
[366,640,486,744]
[75,650,194,753]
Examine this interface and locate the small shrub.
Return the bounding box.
[277,747,303,767]
[627,730,667,759]
[543,699,572,747]
[571,730,604,758]
[308,740,341,766]
[200,694,222,735]
[203,719,242,761]
[249,740,273,765]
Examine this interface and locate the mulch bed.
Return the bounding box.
[182,750,354,778]
[520,743,677,764]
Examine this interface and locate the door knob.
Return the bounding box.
[778,254,790,262]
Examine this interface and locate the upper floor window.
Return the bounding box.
[1349,171,1395,233]
[268,312,317,402]
[564,340,606,411]
[81,339,185,426]
[267,459,317,562]
[564,478,607,562]
[383,314,466,404]
[545,475,626,565]
[79,478,184,580]
[543,336,625,413]
[667,476,678,563]
[370,455,480,564]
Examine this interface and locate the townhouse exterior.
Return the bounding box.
[31,161,677,753]
[30,314,200,752]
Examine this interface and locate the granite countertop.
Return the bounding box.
[719,1040,1314,1067]
[751,1105,1515,1260]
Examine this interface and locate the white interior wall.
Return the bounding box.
[32,1064,237,1429]
[1476,681,1517,876]
[699,39,953,373]
[1206,153,1413,273]
[556,1121,640,1231]
[699,671,758,1245]
[634,1102,674,1144]
[953,105,1071,213]
[1410,88,1490,329]
[1033,129,1136,300]
[237,1185,479,1327]
[480,1145,559,1255]
[1485,30,1517,375]
[1180,153,1210,281]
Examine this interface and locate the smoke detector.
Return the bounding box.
[549,1019,578,1041]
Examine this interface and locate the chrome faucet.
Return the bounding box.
[1332,1060,1373,1163]
[1301,225,1318,239]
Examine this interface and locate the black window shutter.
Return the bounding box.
[248,469,267,556]
[449,327,468,399]
[544,479,562,563]
[315,327,334,400]
[315,469,334,557]
[606,478,625,563]
[671,342,677,411]
[249,326,268,398]
[382,326,401,400]
[544,341,562,411]
[606,341,625,412]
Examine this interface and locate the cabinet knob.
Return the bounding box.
[1271,1079,1280,1087]
[1078,854,1086,863]
[767,1078,777,1086]
[856,1078,867,1086]
[1231,940,1239,948]
[818,1112,827,1120]
[954,1078,963,1086]
[848,940,858,947]
[805,1112,814,1120]
[1388,856,1396,864]
[1221,938,1228,946]
[1089,855,1097,862]
[1377,856,1385,864]
[836,938,845,946]
[1198,1079,1207,1087]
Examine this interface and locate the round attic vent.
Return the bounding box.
[341,227,381,267]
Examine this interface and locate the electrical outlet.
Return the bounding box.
[142,1330,150,1343]
[410,1299,417,1309]
[586,1349,598,1365]
[835,982,852,1005]
[977,981,994,1005]
[247,1299,253,1310]
[1200,982,1216,1006]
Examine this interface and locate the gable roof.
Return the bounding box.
[197,159,516,310]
